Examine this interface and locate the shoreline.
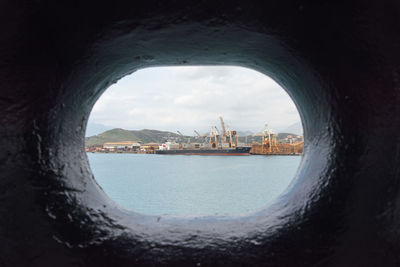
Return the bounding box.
[86,151,302,156]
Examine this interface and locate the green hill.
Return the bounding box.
[85,128,181,146]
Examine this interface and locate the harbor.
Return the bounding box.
[88,153,301,216]
[85,117,303,156]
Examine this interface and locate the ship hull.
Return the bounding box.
[156,147,251,156]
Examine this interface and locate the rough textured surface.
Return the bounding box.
[1,1,400,266]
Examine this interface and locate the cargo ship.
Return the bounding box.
[156,145,251,156]
[156,116,251,156]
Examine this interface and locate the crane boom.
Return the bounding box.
[219,116,227,137]
[194,130,201,137]
[177,130,184,136]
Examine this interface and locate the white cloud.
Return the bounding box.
[87,66,302,135]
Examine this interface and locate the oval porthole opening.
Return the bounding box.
[85,66,304,218]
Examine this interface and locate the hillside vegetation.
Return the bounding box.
[85,128,181,146]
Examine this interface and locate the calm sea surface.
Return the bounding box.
[88,153,301,216]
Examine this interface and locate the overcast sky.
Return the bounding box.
[88,66,301,136]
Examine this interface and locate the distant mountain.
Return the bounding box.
[236,130,254,136]
[85,128,182,146]
[85,123,113,137]
[280,122,303,136]
[277,132,301,139]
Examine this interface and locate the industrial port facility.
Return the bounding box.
[86,117,303,156]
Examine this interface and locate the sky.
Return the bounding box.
[87,66,302,136]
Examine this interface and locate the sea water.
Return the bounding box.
[88,153,301,216]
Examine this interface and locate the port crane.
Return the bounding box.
[177,130,190,143]
[219,116,227,137]
[219,116,238,147]
[262,124,277,152]
[209,126,220,148]
[194,130,201,138]
[194,130,206,142]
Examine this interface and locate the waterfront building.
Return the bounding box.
[103,141,141,151]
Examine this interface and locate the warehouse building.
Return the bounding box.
[103,141,141,151]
